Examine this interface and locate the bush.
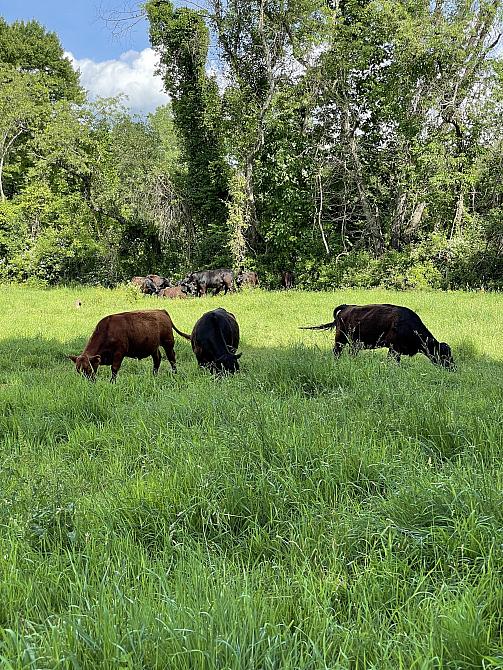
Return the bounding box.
[289,230,502,292]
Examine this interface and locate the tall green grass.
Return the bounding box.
[0,284,502,669]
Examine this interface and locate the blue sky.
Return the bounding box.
[0,0,169,113]
[0,0,150,60]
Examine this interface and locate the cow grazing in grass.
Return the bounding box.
[302,303,455,368]
[69,309,190,382]
[189,308,241,373]
[158,285,187,299]
[182,269,234,297]
[236,270,259,289]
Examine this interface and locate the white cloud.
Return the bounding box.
[65,48,170,115]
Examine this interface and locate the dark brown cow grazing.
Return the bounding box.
[69,309,190,382]
[302,303,455,368]
[158,286,187,299]
[281,271,294,289]
[186,308,241,373]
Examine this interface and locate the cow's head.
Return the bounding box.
[69,354,101,380]
[180,278,197,296]
[432,342,455,370]
[215,351,242,374]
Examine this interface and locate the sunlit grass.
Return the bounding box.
[0,284,501,669]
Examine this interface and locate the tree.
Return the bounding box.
[146,0,230,266]
[0,65,50,201]
[0,18,83,103]
[210,0,323,265]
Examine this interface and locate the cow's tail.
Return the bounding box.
[300,304,348,331]
[299,321,337,331]
[171,322,191,341]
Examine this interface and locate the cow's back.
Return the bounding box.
[336,304,398,343]
[336,304,434,352]
[192,308,239,359]
[90,310,171,357]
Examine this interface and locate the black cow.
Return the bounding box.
[131,276,159,295]
[147,274,171,292]
[302,303,455,368]
[182,269,234,297]
[190,308,241,373]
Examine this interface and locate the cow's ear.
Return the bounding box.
[89,355,101,369]
[68,355,78,363]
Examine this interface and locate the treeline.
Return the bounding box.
[1,2,502,289]
[0,18,186,284]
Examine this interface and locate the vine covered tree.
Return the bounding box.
[146,0,230,266]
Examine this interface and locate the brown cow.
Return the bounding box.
[69,309,190,382]
[236,270,259,289]
[158,286,187,299]
[302,303,455,368]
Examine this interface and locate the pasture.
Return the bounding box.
[0,285,502,669]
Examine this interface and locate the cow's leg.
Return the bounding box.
[110,352,124,382]
[162,343,177,372]
[333,332,346,358]
[388,348,401,364]
[152,348,161,375]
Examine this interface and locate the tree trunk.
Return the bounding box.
[314,172,330,255]
[348,131,383,256]
[0,153,5,202]
[407,201,427,238]
[451,190,464,238]
[391,190,407,250]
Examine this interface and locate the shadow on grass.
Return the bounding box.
[0,334,195,375]
[0,332,501,383]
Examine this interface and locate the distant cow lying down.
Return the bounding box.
[158,286,187,299]
[189,308,241,373]
[69,309,190,382]
[302,303,454,368]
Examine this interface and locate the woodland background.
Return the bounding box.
[0,0,502,289]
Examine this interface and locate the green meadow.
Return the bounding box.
[0,285,502,669]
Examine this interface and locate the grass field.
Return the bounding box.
[0,284,501,669]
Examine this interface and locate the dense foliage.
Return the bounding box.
[0,5,502,287]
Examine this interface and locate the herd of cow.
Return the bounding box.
[130,268,295,298]
[69,300,455,382]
